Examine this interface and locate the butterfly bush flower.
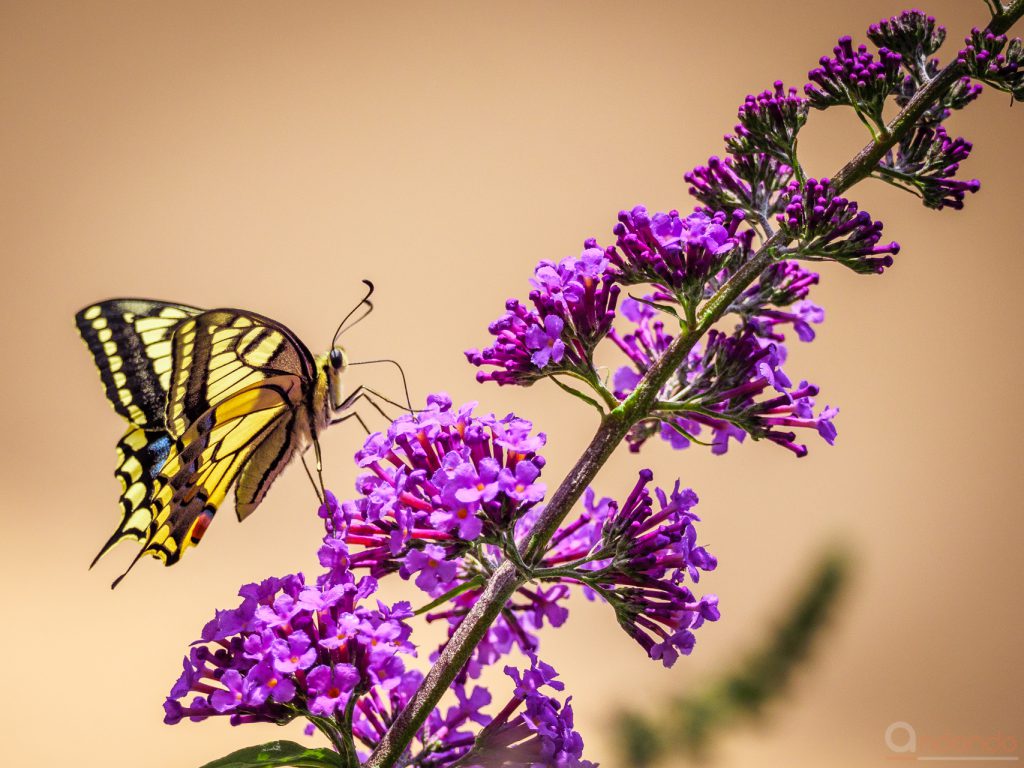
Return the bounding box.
[685,154,794,225]
[164,570,415,729]
[867,9,946,63]
[877,124,980,210]
[958,27,1024,100]
[724,81,809,164]
[534,472,719,668]
[730,260,824,343]
[166,529,593,765]
[422,565,572,680]
[777,178,900,274]
[466,657,595,768]
[320,394,547,584]
[608,206,753,307]
[805,36,905,129]
[612,299,836,456]
[466,247,620,386]
[158,7,1024,767]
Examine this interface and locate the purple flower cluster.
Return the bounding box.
[164,571,415,729]
[878,123,980,210]
[322,394,546,589]
[867,9,946,64]
[466,247,620,386]
[612,299,837,457]
[465,657,595,768]
[958,27,1024,100]
[805,36,905,125]
[348,656,592,767]
[608,206,753,305]
[724,81,809,163]
[423,575,571,680]
[730,260,824,342]
[777,178,900,274]
[684,154,794,224]
[538,472,719,668]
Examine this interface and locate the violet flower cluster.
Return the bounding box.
[166,478,594,767]
[162,8,1020,768]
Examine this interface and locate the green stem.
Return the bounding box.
[307,715,351,760]
[363,9,1024,767]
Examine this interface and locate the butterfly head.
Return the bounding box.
[327,346,349,409]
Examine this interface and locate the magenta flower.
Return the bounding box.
[686,153,793,221]
[306,663,360,716]
[209,670,249,714]
[526,314,566,368]
[805,36,905,126]
[877,123,980,210]
[608,206,753,305]
[958,27,1024,100]
[538,471,719,668]
[613,301,837,457]
[402,544,459,593]
[467,246,620,386]
[248,661,297,705]
[270,631,316,675]
[164,564,414,727]
[329,395,546,590]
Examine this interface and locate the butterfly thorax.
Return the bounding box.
[312,346,349,432]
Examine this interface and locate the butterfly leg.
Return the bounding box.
[346,357,413,412]
[300,446,325,505]
[331,409,373,435]
[331,385,398,427]
[311,435,330,502]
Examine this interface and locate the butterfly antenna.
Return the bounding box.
[332,279,375,347]
[348,358,414,412]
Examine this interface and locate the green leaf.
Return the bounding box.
[199,740,344,768]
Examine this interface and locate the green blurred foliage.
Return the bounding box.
[614,549,851,765]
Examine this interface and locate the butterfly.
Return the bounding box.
[75,283,384,587]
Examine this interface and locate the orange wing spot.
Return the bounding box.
[189,510,215,544]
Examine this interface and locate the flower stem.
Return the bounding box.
[362,9,1024,767]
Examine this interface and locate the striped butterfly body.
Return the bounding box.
[76,299,354,587]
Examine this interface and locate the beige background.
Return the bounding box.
[2,1,1021,766]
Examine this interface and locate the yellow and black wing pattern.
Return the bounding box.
[76,301,317,586]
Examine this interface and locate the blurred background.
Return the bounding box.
[2,1,1021,765]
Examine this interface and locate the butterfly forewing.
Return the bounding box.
[166,309,316,438]
[75,299,201,428]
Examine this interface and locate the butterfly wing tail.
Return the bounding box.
[91,426,173,570]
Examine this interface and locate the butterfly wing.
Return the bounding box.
[89,426,175,567]
[234,409,299,521]
[75,299,201,428]
[110,376,306,586]
[96,309,319,586]
[165,308,317,438]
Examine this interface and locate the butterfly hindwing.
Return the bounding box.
[112,376,305,586]
[234,408,299,521]
[90,425,175,566]
[75,299,201,428]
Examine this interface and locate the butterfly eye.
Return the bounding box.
[329,348,346,370]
